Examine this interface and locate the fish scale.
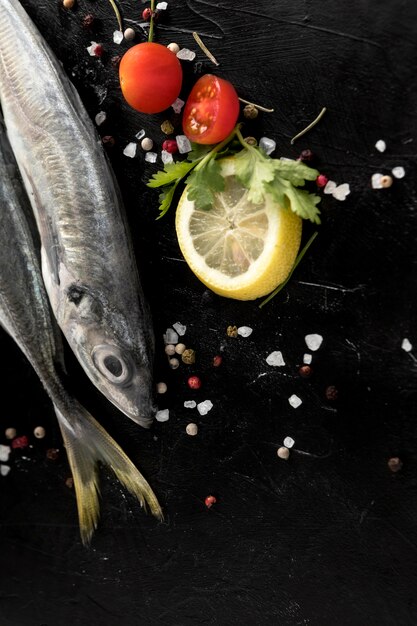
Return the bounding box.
[0,0,155,427]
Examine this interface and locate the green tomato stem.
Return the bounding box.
[148,0,156,42]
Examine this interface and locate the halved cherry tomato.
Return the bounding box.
[182,74,240,144]
[119,42,182,114]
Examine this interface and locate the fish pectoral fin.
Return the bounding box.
[54,402,163,545]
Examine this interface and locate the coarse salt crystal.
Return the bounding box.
[87,41,100,56]
[0,445,11,462]
[288,394,302,409]
[171,97,185,114]
[164,328,179,344]
[324,180,337,195]
[0,465,10,477]
[95,111,106,126]
[332,183,350,201]
[283,436,295,448]
[402,338,412,352]
[155,409,169,422]
[305,334,323,351]
[238,326,253,338]
[371,173,383,189]
[303,353,312,364]
[135,129,146,141]
[173,322,186,336]
[144,151,157,163]
[259,137,276,155]
[176,48,196,61]
[156,1,168,9]
[184,400,197,409]
[197,400,213,416]
[392,166,405,179]
[123,142,137,158]
[161,150,174,164]
[176,135,192,154]
[375,139,386,152]
[113,30,124,44]
[266,351,285,367]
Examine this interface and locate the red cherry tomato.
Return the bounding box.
[182,74,240,144]
[119,42,182,114]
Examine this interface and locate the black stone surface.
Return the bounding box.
[1,1,417,625]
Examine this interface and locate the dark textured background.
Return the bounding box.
[1,0,417,624]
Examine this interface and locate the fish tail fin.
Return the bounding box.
[54,402,163,545]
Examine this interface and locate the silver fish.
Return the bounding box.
[0,115,162,544]
[0,0,154,427]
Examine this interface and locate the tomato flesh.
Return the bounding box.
[182,75,240,144]
[119,42,182,114]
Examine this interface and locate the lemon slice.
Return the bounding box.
[175,157,302,300]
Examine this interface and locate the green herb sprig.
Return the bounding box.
[147,125,321,223]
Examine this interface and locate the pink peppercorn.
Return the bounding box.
[142,7,152,20]
[162,139,178,154]
[205,495,217,508]
[92,43,103,58]
[213,355,222,367]
[188,375,202,390]
[11,435,29,449]
[316,174,329,188]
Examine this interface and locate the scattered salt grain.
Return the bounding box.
[113,30,124,44]
[197,400,213,416]
[303,353,312,364]
[156,1,168,9]
[87,41,101,56]
[323,180,337,195]
[332,183,350,201]
[123,142,137,158]
[371,173,383,189]
[176,48,196,62]
[237,326,253,338]
[164,328,179,344]
[95,111,106,126]
[144,151,157,163]
[0,465,10,477]
[266,351,285,367]
[392,166,405,179]
[176,135,192,154]
[288,394,302,409]
[155,409,169,422]
[259,137,276,155]
[171,97,185,114]
[402,338,413,352]
[184,400,197,409]
[283,436,295,448]
[161,150,174,164]
[135,129,146,141]
[173,322,186,336]
[0,445,11,462]
[305,334,323,351]
[375,139,386,153]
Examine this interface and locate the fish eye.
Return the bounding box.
[91,345,132,385]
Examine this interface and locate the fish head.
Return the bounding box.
[61,283,154,428]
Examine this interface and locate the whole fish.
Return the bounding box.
[0,0,155,428]
[0,115,162,544]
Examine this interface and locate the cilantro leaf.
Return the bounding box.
[187,143,214,162]
[266,175,321,224]
[186,159,225,210]
[232,147,275,204]
[147,161,195,188]
[273,158,319,186]
[156,184,178,219]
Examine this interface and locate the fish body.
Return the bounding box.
[0,0,154,427]
[0,116,162,544]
